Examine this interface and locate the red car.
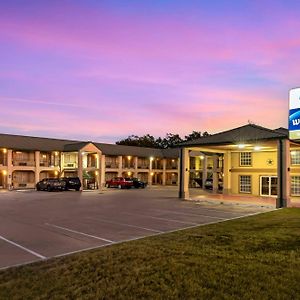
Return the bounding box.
[106,177,133,189]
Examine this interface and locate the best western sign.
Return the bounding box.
[289,88,300,140]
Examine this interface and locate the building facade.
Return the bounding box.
[1,124,300,208]
[179,124,300,208]
[0,134,179,190]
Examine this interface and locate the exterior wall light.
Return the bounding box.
[2,170,7,175]
[151,172,154,176]
[95,171,99,176]
[128,171,132,176]
[3,148,7,153]
[200,155,205,160]
[238,144,245,149]
[254,146,261,151]
[127,156,132,160]
[54,171,58,176]
[54,151,59,156]
[291,151,297,155]
[150,157,154,161]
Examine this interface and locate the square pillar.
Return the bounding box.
[277,139,290,208]
[148,157,153,185]
[223,151,231,195]
[212,154,219,193]
[35,151,40,184]
[118,155,123,177]
[134,157,138,177]
[202,156,207,189]
[179,148,190,199]
[7,150,12,189]
[78,151,83,191]
[162,159,166,185]
[100,154,105,189]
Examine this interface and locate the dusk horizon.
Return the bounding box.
[1,0,298,142]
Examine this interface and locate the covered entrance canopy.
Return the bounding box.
[178,124,295,208]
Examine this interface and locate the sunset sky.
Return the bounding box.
[1,0,299,142]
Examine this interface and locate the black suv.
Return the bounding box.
[61,177,81,191]
[36,178,66,192]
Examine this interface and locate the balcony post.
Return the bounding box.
[35,151,40,184]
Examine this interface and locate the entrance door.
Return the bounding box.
[260,176,277,196]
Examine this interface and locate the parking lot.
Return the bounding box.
[0,187,273,270]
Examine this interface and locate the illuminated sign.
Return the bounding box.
[289,88,300,140]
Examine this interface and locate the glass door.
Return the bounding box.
[260,176,277,196]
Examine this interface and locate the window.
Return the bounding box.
[291,176,300,195]
[291,150,300,165]
[240,152,252,166]
[239,175,251,193]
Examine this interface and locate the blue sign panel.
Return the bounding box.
[289,108,300,131]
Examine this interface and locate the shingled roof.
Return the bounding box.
[181,124,288,147]
[0,133,177,158]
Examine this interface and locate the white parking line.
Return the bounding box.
[123,212,198,225]
[45,223,115,243]
[0,235,46,259]
[88,217,164,233]
[151,208,226,219]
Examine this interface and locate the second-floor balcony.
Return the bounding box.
[105,162,119,168]
[0,153,7,166]
[63,162,78,169]
[13,159,35,167]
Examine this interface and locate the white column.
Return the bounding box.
[277,139,290,208]
[179,148,190,199]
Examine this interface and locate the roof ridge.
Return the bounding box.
[0,132,81,143]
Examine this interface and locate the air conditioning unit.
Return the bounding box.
[66,163,75,168]
[19,162,27,166]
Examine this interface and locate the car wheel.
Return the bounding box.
[118,184,122,189]
[75,187,80,191]
[47,186,52,192]
[36,186,40,191]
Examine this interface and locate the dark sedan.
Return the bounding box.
[131,178,147,188]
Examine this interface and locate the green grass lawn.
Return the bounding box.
[1,209,300,300]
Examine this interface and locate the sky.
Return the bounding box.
[1,0,300,143]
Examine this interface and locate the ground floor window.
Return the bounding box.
[260,176,277,196]
[239,175,251,193]
[291,176,300,196]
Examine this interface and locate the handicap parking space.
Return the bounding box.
[0,187,273,270]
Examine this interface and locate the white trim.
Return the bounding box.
[259,176,278,197]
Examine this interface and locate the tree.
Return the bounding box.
[159,133,183,148]
[116,134,159,148]
[115,130,209,148]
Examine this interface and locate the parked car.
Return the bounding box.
[36,178,66,192]
[204,178,223,190]
[61,177,81,191]
[193,178,203,188]
[106,177,133,189]
[131,177,147,188]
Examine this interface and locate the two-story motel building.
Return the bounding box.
[1,124,300,207]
